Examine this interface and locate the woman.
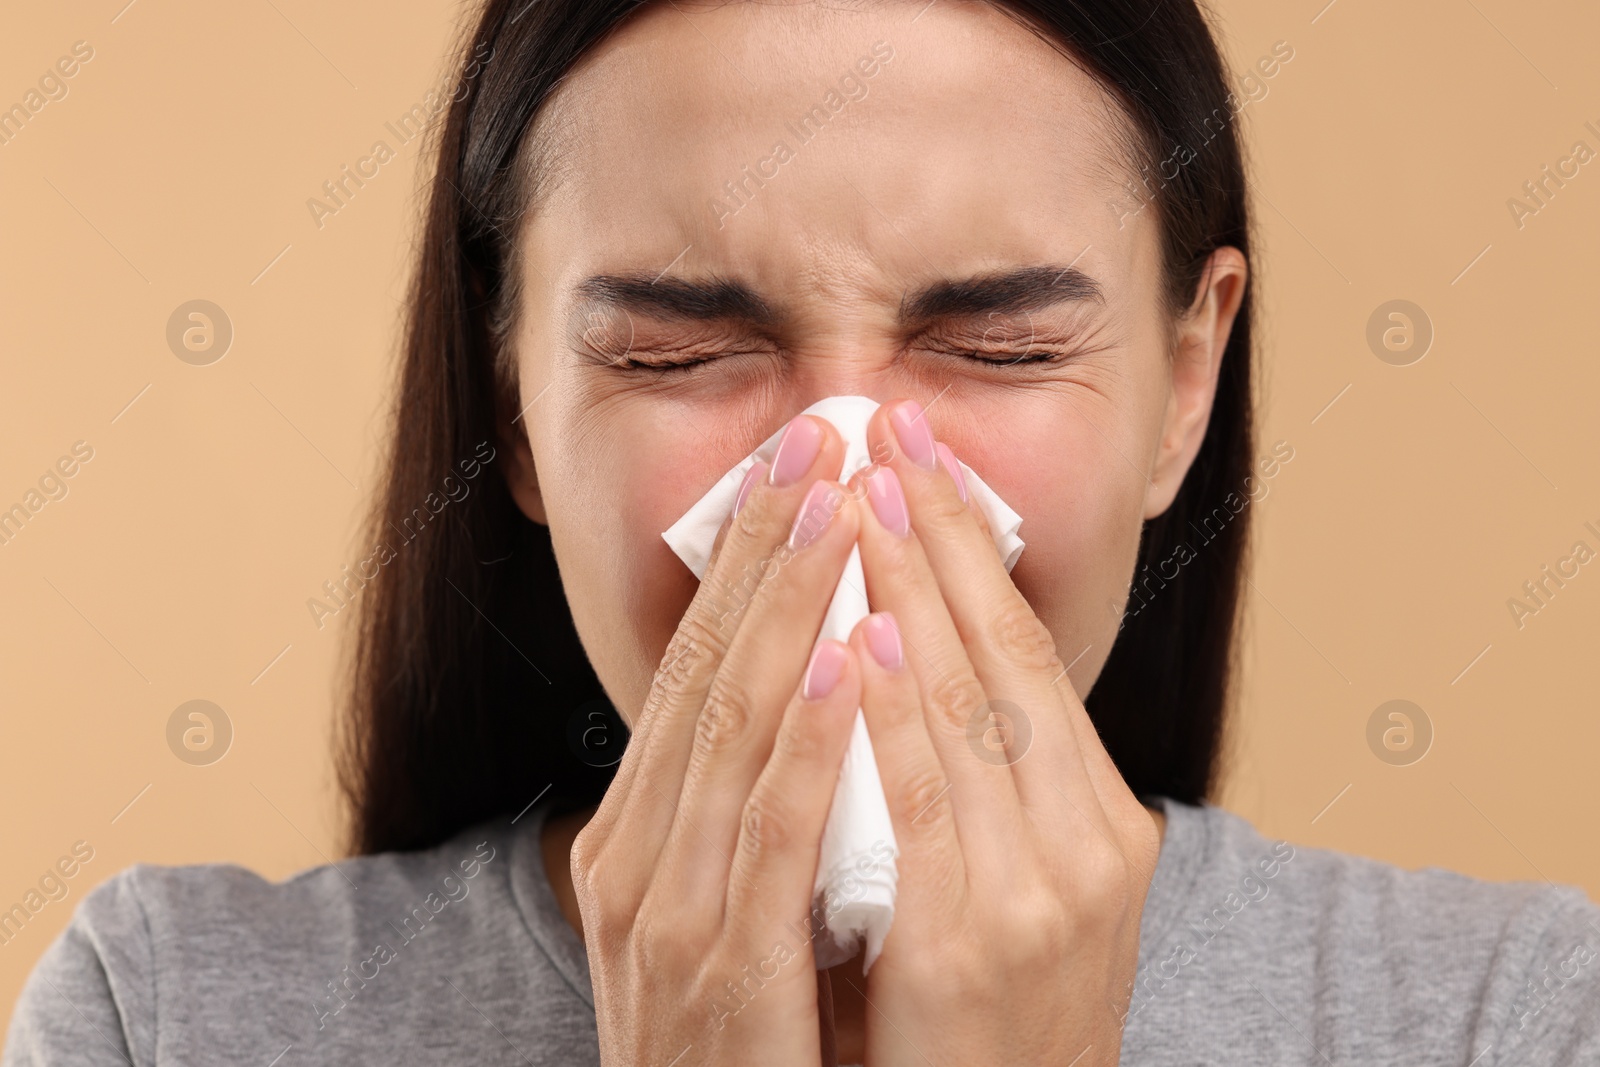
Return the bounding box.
[7,0,1598,1063]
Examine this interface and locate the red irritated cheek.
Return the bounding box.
[616,406,768,540]
[948,422,1143,621]
[613,452,704,660]
[609,395,803,636]
[610,418,794,690]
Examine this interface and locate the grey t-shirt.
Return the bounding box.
[6,795,1599,1065]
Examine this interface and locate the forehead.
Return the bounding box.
[524,0,1154,309]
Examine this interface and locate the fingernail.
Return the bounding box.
[935,442,968,504]
[769,415,824,488]
[863,612,903,671]
[803,639,848,700]
[733,461,767,517]
[788,480,839,551]
[889,400,938,471]
[865,466,909,538]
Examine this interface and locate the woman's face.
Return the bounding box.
[502,0,1245,728]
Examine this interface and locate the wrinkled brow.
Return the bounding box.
[571,263,1104,326]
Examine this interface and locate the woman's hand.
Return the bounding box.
[841,398,1162,1066]
[570,413,869,1067]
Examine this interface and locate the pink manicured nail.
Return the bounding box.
[788,480,839,551]
[866,466,909,538]
[769,416,824,488]
[803,639,848,700]
[935,442,969,504]
[889,400,938,471]
[863,613,903,671]
[733,461,767,517]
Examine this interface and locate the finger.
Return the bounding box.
[660,474,863,904]
[934,439,987,540]
[703,458,768,577]
[725,638,861,945]
[1059,673,1162,881]
[848,611,966,922]
[845,460,1023,866]
[868,398,1108,829]
[591,416,846,903]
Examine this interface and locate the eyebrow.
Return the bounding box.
[571,263,1103,327]
[898,265,1104,323]
[574,273,779,325]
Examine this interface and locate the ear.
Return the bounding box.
[1143,246,1248,519]
[497,385,548,526]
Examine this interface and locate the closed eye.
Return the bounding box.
[618,354,719,373]
[956,348,1071,367]
[916,336,1078,368]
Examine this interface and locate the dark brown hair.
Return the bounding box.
[339,0,1254,855]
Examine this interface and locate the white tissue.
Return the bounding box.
[660,395,1025,972]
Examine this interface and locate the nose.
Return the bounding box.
[782,356,891,413]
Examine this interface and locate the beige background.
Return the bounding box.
[3,0,1597,1034]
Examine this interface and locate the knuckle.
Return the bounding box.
[992,598,1063,675]
[895,767,953,828]
[893,938,947,983]
[970,497,993,537]
[668,615,729,679]
[904,926,987,989]
[1088,830,1132,882]
[1006,885,1069,957]
[695,672,756,755]
[1111,799,1163,879]
[772,707,828,764]
[728,477,783,539]
[589,889,635,941]
[927,670,987,734]
[569,826,600,884]
[739,791,792,855]
[877,530,924,588]
[1130,821,1162,881]
[709,548,770,626]
[633,901,698,969]
[570,846,629,933]
[645,627,716,718]
[924,485,971,527]
[1073,834,1134,914]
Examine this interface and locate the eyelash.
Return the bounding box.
[621,349,1069,374]
[957,348,1069,367]
[621,355,719,374]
